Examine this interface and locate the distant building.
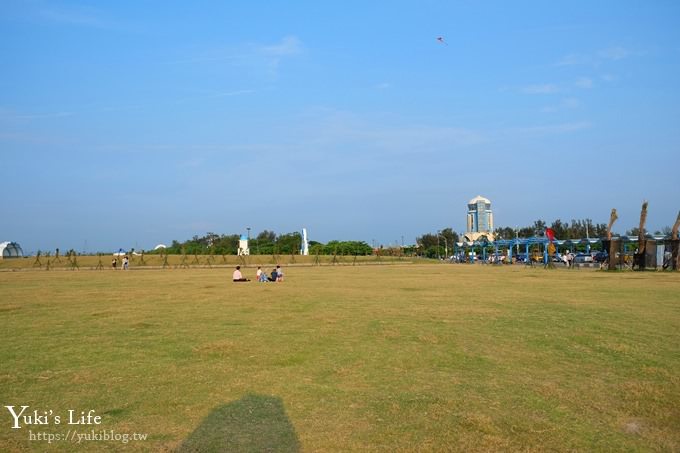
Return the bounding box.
[237,235,250,256]
[465,195,495,242]
[0,241,23,259]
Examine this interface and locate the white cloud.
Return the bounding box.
[598,46,630,61]
[375,82,392,90]
[260,36,303,57]
[575,77,593,89]
[557,46,638,67]
[258,36,304,76]
[522,84,559,94]
[508,122,591,136]
[541,98,581,113]
[166,36,303,79]
[562,98,581,109]
[556,53,591,67]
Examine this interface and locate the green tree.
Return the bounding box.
[276,232,302,254]
[440,228,459,249]
[533,220,547,237]
[493,226,516,240]
[252,230,277,255]
[416,229,457,258]
[549,219,567,239]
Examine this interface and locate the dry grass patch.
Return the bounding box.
[1,264,679,451]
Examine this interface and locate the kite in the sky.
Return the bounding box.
[436,36,448,46]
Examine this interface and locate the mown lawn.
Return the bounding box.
[1,265,679,451]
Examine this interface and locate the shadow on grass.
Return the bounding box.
[177,394,300,452]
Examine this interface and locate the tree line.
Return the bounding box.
[414,217,673,259]
[153,217,673,258]
[494,219,608,241]
[495,218,672,241]
[154,231,373,256]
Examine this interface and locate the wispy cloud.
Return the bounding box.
[166,54,240,65]
[375,82,392,90]
[289,110,489,156]
[575,77,593,89]
[0,130,68,145]
[556,53,592,67]
[37,6,120,30]
[260,36,303,57]
[84,89,253,117]
[52,109,590,167]
[598,46,631,61]
[177,158,205,169]
[0,87,253,123]
[258,35,304,76]
[508,121,591,136]
[521,84,559,94]
[0,110,75,120]
[174,89,255,104]
[562,98,581,109]
[167,36,304,78]
[556,46,640,67]
[541,97,581,113]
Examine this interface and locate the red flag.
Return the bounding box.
[545,228,555,242]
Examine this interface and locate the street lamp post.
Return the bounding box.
[439,232,448,260]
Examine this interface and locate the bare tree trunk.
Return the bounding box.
[672,211,680,241]
[605,209,619,270]
[607,208,618,240]
[671,211,679,271]
[634,201,648,270]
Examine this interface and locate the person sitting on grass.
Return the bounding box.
[269,268,278,282]
[232,265,249,282]
[275,265,283,282]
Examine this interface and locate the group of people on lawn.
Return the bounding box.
[232,265,283,282]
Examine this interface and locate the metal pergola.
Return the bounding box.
[452,235,670,265]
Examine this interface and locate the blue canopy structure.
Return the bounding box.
[452,233,674,265]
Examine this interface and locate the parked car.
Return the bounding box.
[573,253,594,264]
[593,251,608,263]
[513,253,528,263]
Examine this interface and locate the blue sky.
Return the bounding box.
[2,1,679,252]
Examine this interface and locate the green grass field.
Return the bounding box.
[1,264,679,452]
